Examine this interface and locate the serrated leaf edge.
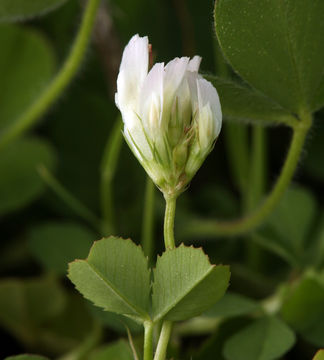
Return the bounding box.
[152,244,230,322]
[88,236,149,262]
[68,236,150,321]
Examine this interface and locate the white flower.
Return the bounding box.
[115,34,222,197]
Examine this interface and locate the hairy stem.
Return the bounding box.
[163,195,177,249]
[0,0,100,151]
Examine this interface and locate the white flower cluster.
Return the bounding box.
[115,34,222,197]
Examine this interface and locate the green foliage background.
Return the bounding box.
[0,0,324,359]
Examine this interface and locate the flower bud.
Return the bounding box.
[115,34,222,197]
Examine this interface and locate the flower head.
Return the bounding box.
[115,34,222,197]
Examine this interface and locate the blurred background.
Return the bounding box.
[0,0,324,359]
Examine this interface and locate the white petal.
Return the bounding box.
[123,110,153,161]
[114,92,119,109]
[163,57,190,111]
[197,78,222,138]
[173,76,191,128]
[116,35,149,113]
[188,56,202,72]
[182,57,201,114]
[198,104,214,149]
[187,71,199,113]
[139,62,164,135]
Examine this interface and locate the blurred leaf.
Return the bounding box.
[0,0,69,22]
[313,350,324,360]
[223,316,296,360]
[205,76,292,125]
[89,340,133,360]
[282,273,324,347]
[215,0,324,114]
[195,317,252,360]
[47,80,115,213]
[28,221,95,275]
[40,293,95,354]
[152,245,230,322]
[5,356,49,360]
[203,292,259,319]
[0,137,56,215]
[90,305,142,334]
[0,24,55,130]
[68,237,151,321]
[197,184,239,218]
[267,187,316,246]
[57,322,101,360]
[254,186,317,267]
[0,277,65,346]
[0,236,30,272]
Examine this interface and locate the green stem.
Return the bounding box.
[153,195,177,359]
[153,321,173,360]
[38,165,101,231]
[163,195,177,249]
[100,117,123,235]
[142,178,156,263]
[144,321,154,360]
[0,0,100,151]
[181,116,312,238]
[246,125,267,211]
